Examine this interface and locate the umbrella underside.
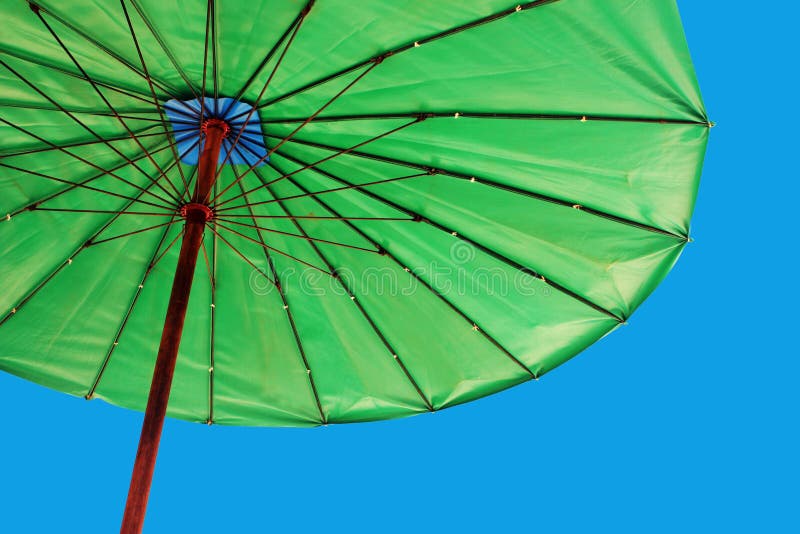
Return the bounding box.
[0,0,708,427]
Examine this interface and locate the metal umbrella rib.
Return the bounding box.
[269,145,625,322]
[245,0,563,116]
[121,0,191,200]
[265,160,538,381]
[252,165,435,414]
[0,162,179,329]
[231,175,327,424]
[259,111,711,127]
[0,125,163,158]
[260,132,686,239]
[86,216,179,399]
[0,46,162,105]
[28,2,191,105]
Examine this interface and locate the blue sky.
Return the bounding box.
[1,2,796,532]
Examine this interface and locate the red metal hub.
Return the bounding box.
[179,202,213,222]
[201,118,230,138]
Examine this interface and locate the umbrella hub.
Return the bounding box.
[201,118,230,138]
[179,203,213,222]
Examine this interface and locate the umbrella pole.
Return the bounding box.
[120,119,228,534]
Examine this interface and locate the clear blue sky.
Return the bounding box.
[1,2,795,532]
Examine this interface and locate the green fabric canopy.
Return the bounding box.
[0,0,708,427]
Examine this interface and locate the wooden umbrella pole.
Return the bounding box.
[120,119,229,534]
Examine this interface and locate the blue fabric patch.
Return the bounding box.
[163,97,268,166]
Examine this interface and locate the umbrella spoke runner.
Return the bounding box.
[0,1,710,532]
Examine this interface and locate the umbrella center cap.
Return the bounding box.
[201,118,230,138]
[180,203,214,222]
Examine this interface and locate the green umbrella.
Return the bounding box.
[0,0,709,531]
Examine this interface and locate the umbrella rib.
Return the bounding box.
[9,136,197,224]
[213,220,332,276]
[204,224,275,286]
[260,111,711,127]
[0,124,162,158]
[1,137,199,226]
[5,136,192,211]
[217,164,333,274]
[246,61,378,146]
[214,61,380,198]
[218,134,421,216]
[216,216,380,254]
[79,114,181,124]
[0,118,178,206]
[220,151,385,254]
[27,2,190,102]
[0,163,178,329]
[200,214,217,424]
[271,146,625,323]
[0,162,176,212]
[152,226,185,268]
[1,141,174,220]
[221,173,428,211]
[0,47,160,106]
[3,110,190,128]
[231,1,314,103]
[251,0,561,113]
[0,60,183,206]
[85,219,178,247]
[214,0,315,181]
[0,101,156,116]
[231,177,327,424]
[269,160,536,380]
[207,224,330,421]
[263,133,685,239]
[30,12,186,204]
[86,217,178,399]
[183,153,201,195]
[201,177,219,424]
[210,0,219,113]
[253,165,435,412]
[216,160,380,253]
[218,214,412,221]
[121,0,191,201]
[159,104,198,121]
[198,0,212,129]
[127,0,202,100]
[29,208,173,216]
[213,116,423,209]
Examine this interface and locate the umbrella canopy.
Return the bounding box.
[1,1,707,427]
